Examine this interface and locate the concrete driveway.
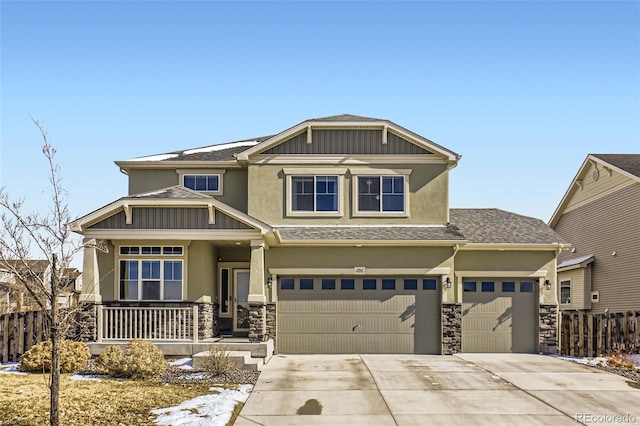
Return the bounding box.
[235,353,640,425]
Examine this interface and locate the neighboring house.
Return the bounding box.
[71,114,566,354]
[550,154,640,314]
[0,260,82,313]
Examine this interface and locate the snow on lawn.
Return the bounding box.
[0,362,26,375]
[70,374,104,381]
[152,384,252,426]
[169,357,194,370]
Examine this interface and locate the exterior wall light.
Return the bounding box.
[545,279,551,290]
[267,277,273,288]
[445,277,452,288]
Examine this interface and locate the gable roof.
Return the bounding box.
[70,186,272,234]
[450,208,566,246]
[549,153,640,227]
[236,115,460,163]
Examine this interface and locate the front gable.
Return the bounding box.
[237,114,459,164]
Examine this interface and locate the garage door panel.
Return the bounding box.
[462,279,537,353]
[278,276,441,354]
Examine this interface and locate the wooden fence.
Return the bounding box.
[0,310,48,363]
[561,311,640,357]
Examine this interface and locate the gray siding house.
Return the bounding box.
[550,154,640,314]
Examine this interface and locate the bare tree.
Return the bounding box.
[0,117,82,426]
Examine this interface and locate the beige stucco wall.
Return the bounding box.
[186,241,216,301]
[247,163,449,225]
[127,168,249,212]
[454,250,558,304]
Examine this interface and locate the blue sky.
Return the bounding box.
[1,0,639,228]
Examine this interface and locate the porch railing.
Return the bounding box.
[97,305,199,343]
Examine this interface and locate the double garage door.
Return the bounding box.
[462,279,537,353]
[277,276,441,354]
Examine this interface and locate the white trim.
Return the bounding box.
[285,174,345,218]
[273,224,448,228]
[456,270,548,278]
[382,125,388,145]
[82,229,262,240]
[123,204,132,225]
[268,267,451,276]
[352,174,409,217]
[176,168,227,175]
[458,243,566,251]
[208,205,216,225]
[116,161,243,170]
[273,239,463,247]
[349,168,412,176]
[251,155,445,165]
[282,167,348,175]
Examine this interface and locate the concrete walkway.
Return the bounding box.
[235,353,640,425]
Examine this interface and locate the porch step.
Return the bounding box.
[192,350,263,371]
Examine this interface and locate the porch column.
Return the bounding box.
[248,240,267,341]
[247,240,266,304]
[79,241,102,303]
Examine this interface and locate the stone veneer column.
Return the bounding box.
[248,303,266,342]
[196,298,215,340]
[442,302,462,355]
[265,303,276,341]
[539,303,558,354]
[75,302,98,342]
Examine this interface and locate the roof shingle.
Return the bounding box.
[276,226,465,242]
[591,154,640,179]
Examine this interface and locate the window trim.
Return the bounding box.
[118,245,185,301]
[177,169,226,195]
[284,170,345,217]
[352,170,410,217]
[560,279,571,304]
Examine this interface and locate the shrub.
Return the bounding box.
[19,340,91,373]
[201,344,234,376]
[95,339,167,379]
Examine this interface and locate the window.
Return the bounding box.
[482,281,495,292]
[463,281,477,292]
[280,278,295,290]
[322,279,336,290]
[382,279,396,290]
[220,269,230,314]
[120,246,182,256]
[363,279,377,290]
[119,259,182,301]
[520,281,534,293]
[183,174,220,192]
[502,281,515,292]
[404,279,418,290]
[423,278,437,290]
[357,176,405,213]
[300,279,314,290]
[560,280,571,304]
[341,279,355,290]
[291,175,339,212]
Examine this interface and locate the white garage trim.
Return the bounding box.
[456,270,547,277]
[269,267,451,276]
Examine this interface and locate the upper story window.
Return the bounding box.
[183,174,220,192]
[283,168,346,217]
[355,174,408,215]
[291,176,338,212]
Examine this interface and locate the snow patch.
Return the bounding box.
[0,362,26,375]
[182,141,258,155]
[131,153,180,162]
[152,384,252,426]
[169,357,193,368]
[70,374,104,381]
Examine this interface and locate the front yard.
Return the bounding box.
[0,359,255,425]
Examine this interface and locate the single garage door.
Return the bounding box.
[462,279,537,353]
[278,276,441,354]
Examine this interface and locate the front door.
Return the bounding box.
[234,270,250,332]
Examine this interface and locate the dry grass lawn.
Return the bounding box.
[0,373,220,425]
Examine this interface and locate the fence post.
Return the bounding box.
[192,305,199,343]
[97,305,103,343]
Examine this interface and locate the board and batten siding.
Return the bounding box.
[555,183,640,314]
[88,208,252,230]
[262,129,433,155]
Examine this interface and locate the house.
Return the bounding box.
[71,114,566,354]
[0,260,82,313]
[549,154,640,314]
